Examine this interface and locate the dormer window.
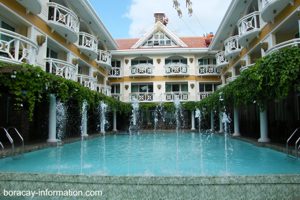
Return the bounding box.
[142,31,177,47]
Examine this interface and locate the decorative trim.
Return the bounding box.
[189,58,193,64]
[125,84,129,90]
[157,58,161,64]
[36,35,46,46]
[125,59,129,65]
[261,42,269,51]
[157,84,161,90]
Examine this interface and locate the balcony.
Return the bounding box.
[261,0,292,22]
[130,63,154,77]
[164,63,188,76]
[224,36,241,59]
[17,0,42,14]
[77,74,97,90]
[238,11,261,46]
[45,58,77,81]
[111,94,121,101]
[78,32,98,59]
[240,63,255,72]
[47,2,79,43]
[226,76,239,84]
[197,65,220,76]
[215,51,228,68]
[96,50,112,69]
[0,28,38,64]
[198,92,213,100]
[101,85,111,96]
[266,38,300,55]
[130,92,154,102]
[109,67,121,78]
[165,92,189,101]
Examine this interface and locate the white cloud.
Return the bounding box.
[126,0,232,38]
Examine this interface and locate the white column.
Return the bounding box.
[233,106,240,136]
[210,111,214,131]
[191,110,195,131]
[81,106,88,137]
[113,110,118,132]
[219,112,223,133]
[47,94,58,143]
[258,107,270,143]
[221,75,226,85]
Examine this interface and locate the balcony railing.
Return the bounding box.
[96,50,112,69]
[111,94,121,101]
[45,58,77,81]
[0,28,38,64]
[266,38,300,55]
[197,65,220,76]
[78,32,98,59]
[198,92,213,100]
[77,74,97,90]
[164,63,188,76]
[240,63,255,72]
[238,11,261,46]
[130,92,154,102]
[47,2,79,43]
[224,36,241,59]
[215,51,228,68]
[130,63,154,76]
[17,0,42,14]
[109,67,121,77]
[101,85,111,96]
[226,76,239,84]
[165,92,189,101]
[261,0,291,22]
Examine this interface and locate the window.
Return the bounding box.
[111,84,120,94]
[198,58,209,66]
[165,57,187,65]
[165,83,188,92]
[131,58,153,66]
[112,60,121,68]
[46,48,58,59]
[131,83,153,93]
[199,83,216,92]
[0,21,15,41]
[142,31,177,47]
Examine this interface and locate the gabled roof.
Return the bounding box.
[131,21,188,49]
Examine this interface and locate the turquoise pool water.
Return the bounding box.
[0,132,300,176]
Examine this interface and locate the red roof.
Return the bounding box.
[115,37,207,50]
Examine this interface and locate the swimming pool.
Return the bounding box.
[0,132,299,176]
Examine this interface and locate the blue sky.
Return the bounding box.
[89,0,231,39]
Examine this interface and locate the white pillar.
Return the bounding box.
[47,94,58,143]
[219,112,224,133]
[113,110,118,132]
[81,106,88,137]
[191,110,195,131]
[233,106,240,136]
[210,111,214,131]
[258,107,270,143]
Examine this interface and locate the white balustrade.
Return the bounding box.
[45,58,77,81]
[165,92,189,101]
[0,28,38,64]
[198,92,213,100]
[48,2,79,34]
[130,92,154,102]
[226,76,238,83]
[240,63,255,72]
[109,67,121,77]
[78,32,98,54]
[198,65,219,75]
[97,50,112,68]
[215,51,228,67]
[111,94,121,100]
[224,35,241,58]
[77,74,97,90]
[130,63,154,76]
[238,11,261,45]
[261,0,291,22]
[164,63,188,75]
[266,38,300,55]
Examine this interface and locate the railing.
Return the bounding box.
[198,92,213,100]
[165,92,189,101]
[164,63,188,75]
[130,63,154,76]
[238,11,260,37]
[45,58,77,81]
[224,36,241,58]
[47,2,79,33]
[109,67,121,77]
[77,74,97,90]
[78,32,98,53]
[0,127,14,152]
[111,94,121,100]
[130,92,154,102]
[286,127,300,157]
[215,51,228,67]
[101,85,111,96]
[0,28,38,64]
[7,127,24,155]
[266,38,300,55]
[97,50,112,67]
[198,65,219,75]
[226,76,238,83]
[240,63,255,72]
